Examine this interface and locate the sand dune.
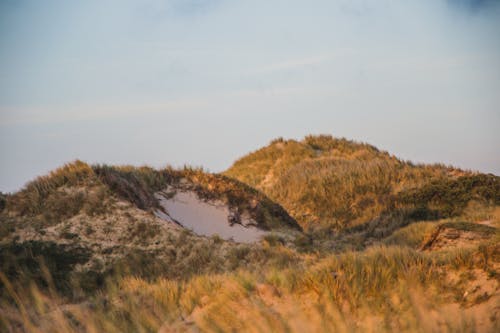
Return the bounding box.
[155,190,267,243]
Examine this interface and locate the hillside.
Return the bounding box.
[0,161,300,293]
[1,139,499,332]
[225,135,500,231]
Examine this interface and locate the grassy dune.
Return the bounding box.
[225,135,499,230]
[1,239,498,332]
[1,136,499,332]
[4,161,299,231]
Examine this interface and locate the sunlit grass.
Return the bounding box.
[1,239,497,332]
[225,135,499,230]
[1,136,499,332]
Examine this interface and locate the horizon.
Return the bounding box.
[1,132,497,194]
[1,0,500,192]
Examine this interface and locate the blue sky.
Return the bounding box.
[1,0,499,192]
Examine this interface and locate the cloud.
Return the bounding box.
[253,55,331,74]
[171,0,221,16]
[137,0,223,19]
[447,0,500,12]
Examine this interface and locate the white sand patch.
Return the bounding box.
[154,190,267,243]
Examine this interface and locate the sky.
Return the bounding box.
[1,0,499,192]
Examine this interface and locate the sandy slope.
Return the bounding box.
[155,190,267,243]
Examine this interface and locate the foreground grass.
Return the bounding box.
[1,241,498,332]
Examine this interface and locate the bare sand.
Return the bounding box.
[154,190,267,243]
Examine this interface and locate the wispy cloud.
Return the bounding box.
[253,55,331,74]
[0,84,339,126]
[137,0,223,19]
[171,0,222,16]
[0,102,197,125]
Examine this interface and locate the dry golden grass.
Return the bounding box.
[381,221,437,248]
[225,135,499,231]
[1,239,498,332]
[1,138,499,332]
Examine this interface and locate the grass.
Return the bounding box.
[1,241,497,332]
[0,226,303,299]
[0,220,498,332]
[0,192,6,212]
[3,161,300,233]
[0,241,91,296]
[395,174,500,219]
[6,161,96,217]
[437,221,498,235]
[381,221,437,248]
[93,163,300,231]
[419,221,499,252]
[1,135,499,332]
[225,135,496,231]
[92,164,172,210]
